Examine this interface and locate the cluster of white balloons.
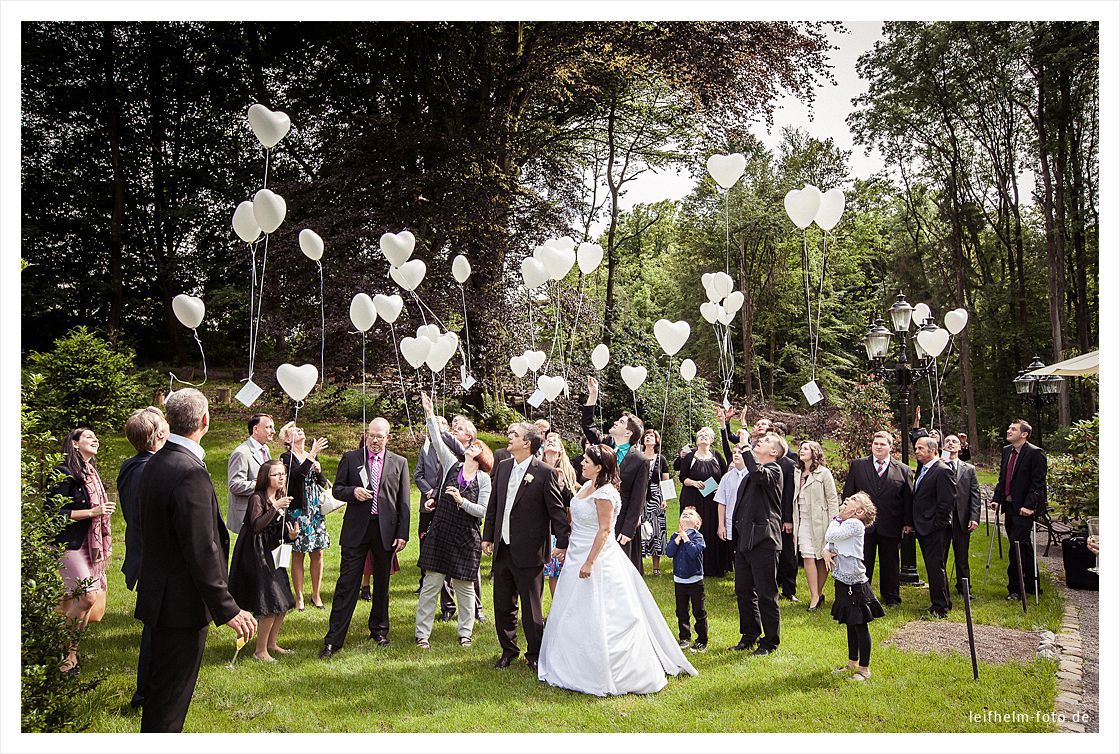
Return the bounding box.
[400,326,460,373]
[347,292,406,332]
[783,184,846,232]
[520,236,604,289]
[910,302,970,359]
[509,349,547,378]
[698,272,743,326]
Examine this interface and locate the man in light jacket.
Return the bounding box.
[226,413,274,534]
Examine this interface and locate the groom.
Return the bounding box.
[482,423,570,670]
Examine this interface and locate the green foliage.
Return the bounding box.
[830,376,898,486]
[21,374,98,732]
[25,326,145,436]
[476,391,525,432]
[1047,413,1098,522]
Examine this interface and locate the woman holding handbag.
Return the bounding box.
[278,422,330,610]
[793,441,841,611]
[228,460,298,661]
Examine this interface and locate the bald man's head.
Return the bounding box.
[366,418,391,453]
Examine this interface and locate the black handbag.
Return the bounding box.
[1062,536,1098,591]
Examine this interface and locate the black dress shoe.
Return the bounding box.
[319,644,339,660]
[526,659,539,670]
[1007,593,1022,601]
[884,598,903,607]
[360,586,371,601]
[782,593,801,603]
[730,637,757,652]
[751,645,775,656]
[494,655,515,668]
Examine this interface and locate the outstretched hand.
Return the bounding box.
[421,391,434,418]
[586,375,599,404]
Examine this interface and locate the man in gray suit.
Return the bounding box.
[225,413,274,534]
[943,434,980,595]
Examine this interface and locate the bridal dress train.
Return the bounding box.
[538,482,698,696]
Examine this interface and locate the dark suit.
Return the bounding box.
[993,442,1047,596]
[775,454,797,597]
[482,456,569,662]
[843,456,912,605]
[325,448,410,646]
[136,439,240,733]
[732,452,783,650]
[116,450,154,708]
[579,404,647,571]
[944,459,980,594]
[906,459,957,615]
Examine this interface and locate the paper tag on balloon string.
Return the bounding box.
[660,479,678,501]
[236,380,264,407]
[460,374,477,391]
[527,389,546,408]
[722,397,731,410]
[800,379,824,406]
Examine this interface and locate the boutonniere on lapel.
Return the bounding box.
[522,473,535,486]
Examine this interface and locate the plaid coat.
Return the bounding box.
[417,463,486,581]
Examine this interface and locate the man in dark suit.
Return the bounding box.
[904,436,958,617]
[729,433,785,656]
[990,418,1048,600]
[943,434,980,595]
[136,389,256,732]
[842,430,912,606]
[482,423,570,670]
[581,376,648,572]
[117,407,168,710]
[321,417,410,657]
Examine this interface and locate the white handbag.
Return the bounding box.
[318,485,345,516]
[640,520,654,541]
[271,543,292,569]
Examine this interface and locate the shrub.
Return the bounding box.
[1047,413,1098,522]
[830,376,899,487]
[25,326,145,436]
[21,374,98,731]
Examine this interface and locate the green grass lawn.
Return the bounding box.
[74,419,1062,732]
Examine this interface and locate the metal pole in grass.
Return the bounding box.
[984,519,997,589]
[1013,541,1028,613]
[961,577,979,680]
[1032,523,1040,605]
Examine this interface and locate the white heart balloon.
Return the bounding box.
[247,104,291,149]
[783,187,821,230]
[372,293,404,324]
[349,293,377,332]
[815,188,846,231]
[539,244,576,281]
[524,350,547,372]
[944,308,969,335]
[231,201,261,244]
[521,257,548,290]
[416,324,441,343]
[716,305,735,326]
[700,302,721,324]
[400,337,432,369]
[712,272,734,301]
[621,365,648,392]
[590,343,610,371]
[679,358,697,382]
[380,231,415,267]
[706,153,747,190]
[723,290,745,315]
[544,236,576,253]
[276,363,318,402]
[299,229,324,261]
[576,243,604,275]
[537,375,566,401]
[452,255,472,284]
[389,259,427,292]
[509,355,529,378]
[252,188,287,234]
[172,294,205,329]
[912,302,932,326]
[653,319,691,356]
[425,334,458,372]
[916,327,951,358]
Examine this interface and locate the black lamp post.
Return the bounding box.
[1012,356,1064,445]
[864,292,940,586]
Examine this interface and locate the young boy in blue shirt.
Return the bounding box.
[665,506,707,652]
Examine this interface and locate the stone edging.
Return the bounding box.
[1052,603,1086,732]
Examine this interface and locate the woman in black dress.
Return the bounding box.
[228,459,298,662]
[674,427,728,577]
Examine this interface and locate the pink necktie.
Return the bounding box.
[876,460,886,477]
[369,453,383,515]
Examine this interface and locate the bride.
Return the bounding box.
[538,443,698,695]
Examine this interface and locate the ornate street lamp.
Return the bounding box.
[1013,356,1064,444]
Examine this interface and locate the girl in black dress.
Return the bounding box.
[674,427,728,577]
[228,459,298,662]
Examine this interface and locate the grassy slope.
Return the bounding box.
[76,420,1060,732]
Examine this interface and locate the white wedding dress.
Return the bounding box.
[538,482,698,696]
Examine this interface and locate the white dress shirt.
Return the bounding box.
[501,457,533,544]
[714,465,748,535]
[167,433,205,462]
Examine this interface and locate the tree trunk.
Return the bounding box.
[103,23,126,339]
[738,237,754,401]
[602,89,620,346]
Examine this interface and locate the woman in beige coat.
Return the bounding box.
[792,441,840,611]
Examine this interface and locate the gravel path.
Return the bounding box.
[1038,548,1099,732]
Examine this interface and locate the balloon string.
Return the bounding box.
[459,283,471,375]
[527,287,537,351]
[724,189,731,276]
[802,232,815,382]
[251,234,271,379]
[660,356,673,444]
[632,389,638,416]
[412,291,452,333]
[317,261,325,388]
[688,383,693,437]
[284,399,308,487]
[812,232,829,379]
[168,328,208,392]
[361,331,367,427]
[247,243,258,380]
[389,322,415,439]
[263,148,271,189]
[545,279,562,372]
[564,277,586,382]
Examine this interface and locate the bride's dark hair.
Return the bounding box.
[584,443,621,488]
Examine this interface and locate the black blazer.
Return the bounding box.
[992,442,1047,519]
[47,466,92,551]
[117,451,153,590]
[333,448,411,551]
[279,451,328,514]
[732,452,783,552]
[483,456,570,568]
[906,460,957,537]
[579,404,647,538]
[842,456,913,539]
[135,442,240,630]
[948,460,981,533]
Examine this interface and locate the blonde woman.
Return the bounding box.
[792,441,840,610]
[277,422,330,611]
[674,427,728,578]
[541,432,578,595]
